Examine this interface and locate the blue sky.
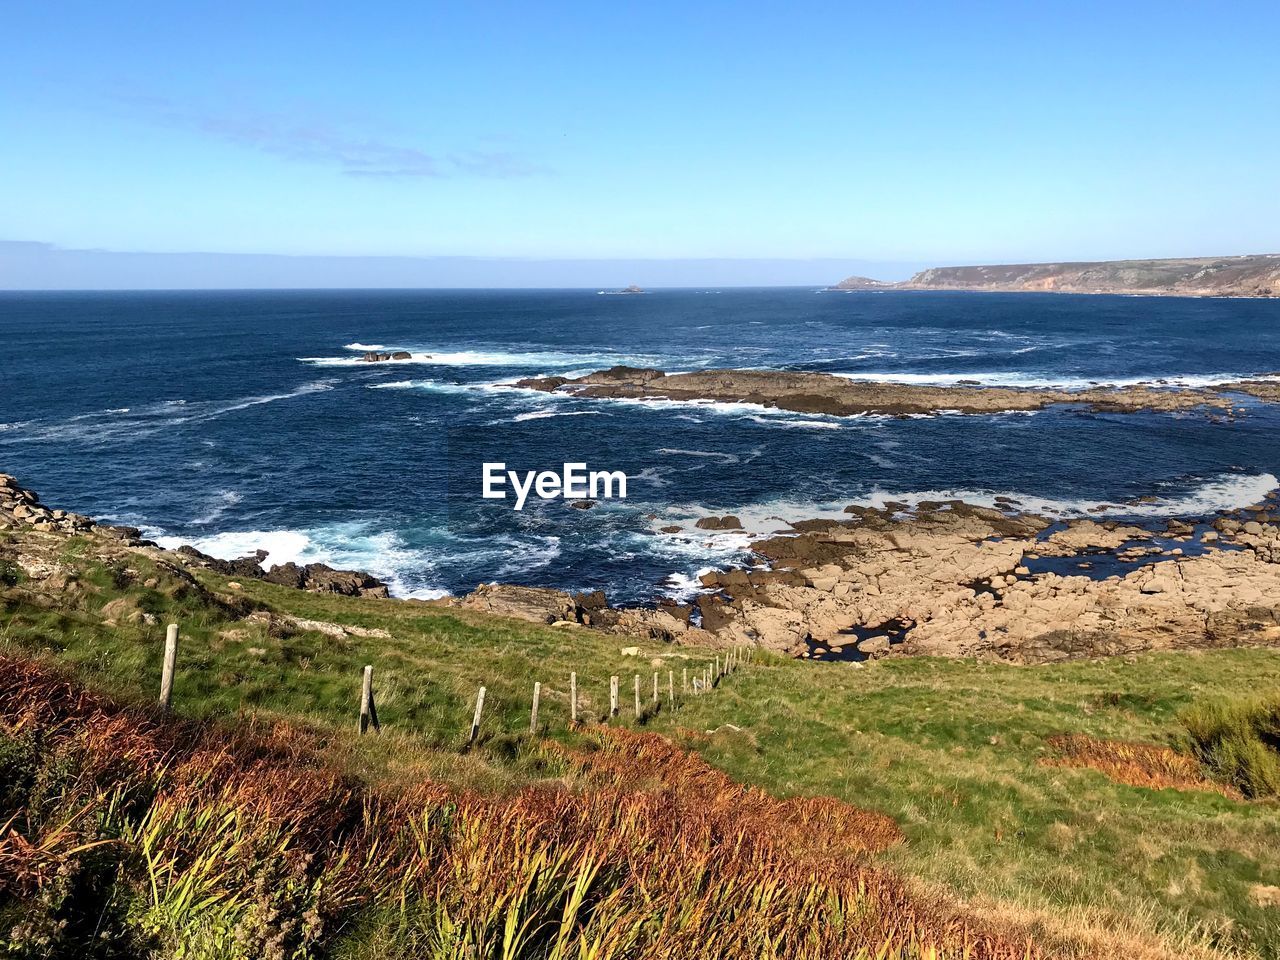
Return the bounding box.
[2,1,1278,284]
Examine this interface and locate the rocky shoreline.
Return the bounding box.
[514,366,1248,418]
[5,470,1280,666]
[0,473,390,600]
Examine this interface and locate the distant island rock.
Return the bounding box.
[360,350,414,362]
[826,254,1280,298]
[599,284,645,295]
[513,365,1236,417]
[827,275,895,291]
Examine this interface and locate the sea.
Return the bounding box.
[3,288,1280,604]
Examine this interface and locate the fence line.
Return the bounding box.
[153,626,757,746]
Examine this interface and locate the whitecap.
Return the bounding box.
[655,448,741,464]
[152,523,450,600]
[831,371,1280,390]
[301,347,669,369]
[510,410,608,423]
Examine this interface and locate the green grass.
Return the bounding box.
[1181,696,1280,799]
[0,540,720,788]
[653,652,1280,959]
[3,536,1280,957]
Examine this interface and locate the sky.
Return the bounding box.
[2,1,1278,287]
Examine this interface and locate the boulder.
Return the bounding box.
[856,635,891,655]
[695,515,744,531]
[460,583,576,623]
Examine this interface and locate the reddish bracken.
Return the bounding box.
[0,655,1039,959]
[1042,733,1240,799]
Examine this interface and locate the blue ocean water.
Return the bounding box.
[3,288,1279,603]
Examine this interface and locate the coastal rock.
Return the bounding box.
[514,367,1231,418]
[856,635,891,655]
[459,584,577,623]
[360,350,415,362]
[695,515,743,530]
[674,501,1280,663]
[295,563,389,598]
[178,546,269,579]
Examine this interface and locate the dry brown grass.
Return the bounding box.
[0,653,1040,959]
[1041,733,1240,799]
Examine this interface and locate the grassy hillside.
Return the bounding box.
[3,530,1280,958]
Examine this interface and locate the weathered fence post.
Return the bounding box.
[715,656,721,682]
[634,674,641,718]
[159,623,179,710]
[682,667,688,692]
[469,686,486,744]
[358,664,381,735]
[570,671,578,725]
[705,665,710,690]
[653,672,659,705]
[668,670,675,708]
[610,675,619,718]
[530,681,541,733]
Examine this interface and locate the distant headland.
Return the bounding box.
[828,254,1280,298]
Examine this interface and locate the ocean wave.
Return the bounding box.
[831,371,1280,390]
[656,448,741,464]
[746,415,845,430]
[190,490,243,526]
[152,523,451,600]
[301,346,669,369]
[0,381,336,447]
[367,378,513,396]
[344,342,386,351]
[509,410,608,423]
[660,568,719,603]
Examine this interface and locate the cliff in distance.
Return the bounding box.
[832,254,1280,297]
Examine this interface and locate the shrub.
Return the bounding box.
[1179,694,1280,799]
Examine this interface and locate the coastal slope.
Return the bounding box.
[832,254,1280,298]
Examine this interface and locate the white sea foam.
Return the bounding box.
[152,523,451,600]
[190,490,243,526]
[658,473,1279,539]
[661,568,719,603]
[509,410,607,422]
[344,342,386,351]
[746,415,845,430]
[368,379,512,396]
[302,347,668,369]
[831,371,1280,390]
[656,448,741,464]
[0,382,336,447]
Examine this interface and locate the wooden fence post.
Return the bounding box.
[652,672,659,705]
[530,681,541,733]
[668,670,675,708]
[634,674,641,718]
[158,623,179,710]
[469,686,486,744]
[715,656,721,682]
[610,676,619,718]
[682,667,688,692]
[358,664,381,735]
[570,671,578,725]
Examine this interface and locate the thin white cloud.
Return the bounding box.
[121,95,545,179]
